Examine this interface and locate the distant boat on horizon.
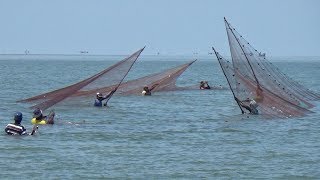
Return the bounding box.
[80,51,88,54]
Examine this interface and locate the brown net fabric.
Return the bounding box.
[18,47,145,110]
[72,60,197,96]
[211,18,319,118]
[224,18,320,109]
[213,49,313,118]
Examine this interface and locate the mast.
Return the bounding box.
[25,47,145,110]
[104,46,146,104]
[212,47,244,114]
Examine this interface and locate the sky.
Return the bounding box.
[0,0,319,56]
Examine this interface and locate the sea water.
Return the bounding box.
[0,55,319,179]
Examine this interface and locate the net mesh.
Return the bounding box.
[72,60,197,96]
[212,18,319,118]
[224,18,320,107]
[18,47,145,110]
[19,51,197,110]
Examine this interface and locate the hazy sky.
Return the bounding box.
[0,0,319,56]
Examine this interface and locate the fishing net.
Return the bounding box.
[224,18,320,109]
[211,18,319,118]
[18,47,145,110]
[213,49,313,118]
[72,60,197,96]
[19,51,197,110]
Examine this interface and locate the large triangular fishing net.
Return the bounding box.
[72,60,197,96]
[212,18,319,118]
[18,47,145,110]
[213,49,313,118]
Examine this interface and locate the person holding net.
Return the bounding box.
[235,97,259,115]
[94,89,117,107]
[142,84,159,96]
[32,108,55,124]
[5,112,38,135]
[200,81,211,90]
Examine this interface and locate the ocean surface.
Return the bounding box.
[0,54,319,179]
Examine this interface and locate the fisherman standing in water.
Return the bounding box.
[200,81,211,90]
[5,112,38,135]
[5,112,26,135]
[142,84,159,96]
[32,108,55,124]
[94,89,117,107]
[235,97,259,115]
